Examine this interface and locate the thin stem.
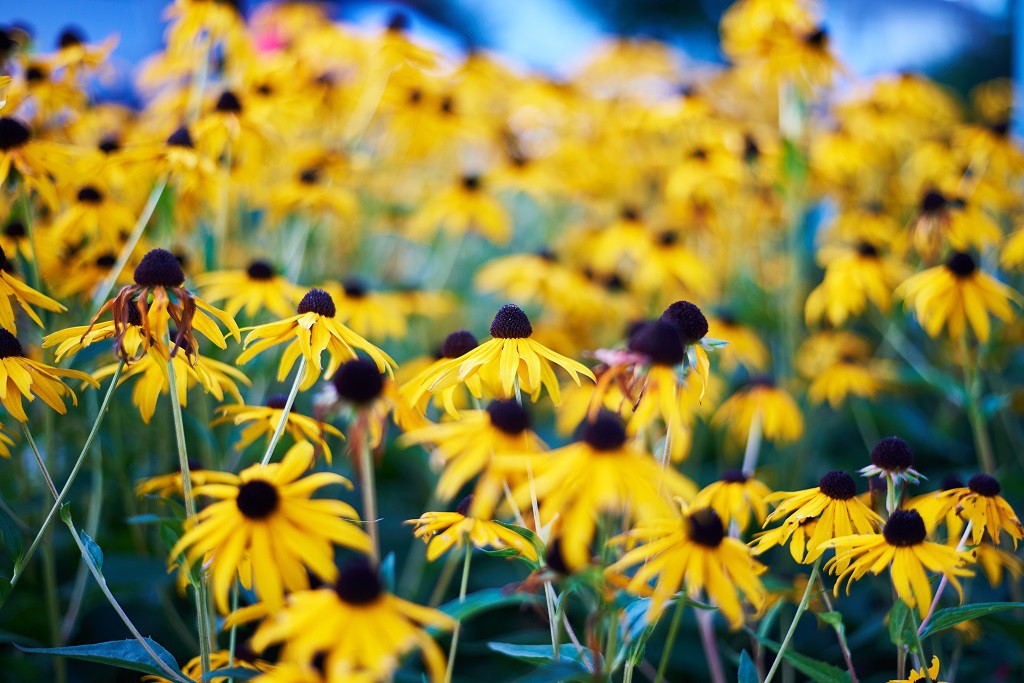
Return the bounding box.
[655,597,686,682]
[765,557,821,683]
[18,186,42,292]
[89,177,167,315]
[696,608,726,683]
[960,336,995,474]
[22,424,58,499]
[741,410,763,477]
[259,356,306,466]
[357,412,380,563]
[917,521,974,636]
[817,577,859,683]
[444,544,473,683]
[227,583,240,683]
[1,362,125,608]
[166,354,213,675]
[428,549,460,607]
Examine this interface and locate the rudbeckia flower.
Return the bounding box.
[194,90,273,170]
[753,470,883,567]
[932,474,1023,547]
[400,398,544,518]
[237,288,395,392]
[887,656,947,683]
[693,469,773,533]
[265,163,359,227]
[408,494,539,561]
[708,312,769,373]
[49,182,136,243]
[170,442,371,612]
[0,116,70,204]
[196,260,303,319]
[406,174,512,245]
[142,648,269,683]
[974,542,1024,587]
[420,305,593,405]
[135,459,211,499]
[898,252,1019,343]
[860,436,924,487]
[826,509,973,618]
[319,278,424,341]
[0,245,65,333]
[0,328,97,421]
[503,411,696,570]
[400,329,500,418]
[216,394,343,463]
[608,505,767,628]
[713,377,803,444]
[805,241,907,326]
[911,189,1001,260]
[225,558,454,682]
[322,357,422,445]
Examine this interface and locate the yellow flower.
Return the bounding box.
[319,278,437,341]
[975,542,1024,587]
[408,495,539,561]
[0,423,15,458]
[608,505,767,628]
[406,174,511,245]
[898,252,1019,344]
[135,461,212,499]
[708,313,769,373]
[693,470,773,533]
[0,245,65,333]
[0,116,71,205]
[327,357,424,446]
[237,288,395,392]
[416,305,593,406]
[399,398,543,518]
[225,558,454,683]
[713,378,803,444]
[888,656,947,683]
[143,649,269,683]
[911,190,1002,260]
[196,260,304,319]
[805,240,907,326]
[753,470,882,567]
[215,396,343,463]
[827,509,973,619]
[0,328,97,421]
[49,181,136,244]
[933,474,1023,548]
[170,442,371,612]
[502,411,696,570]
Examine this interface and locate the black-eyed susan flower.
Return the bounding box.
[170,442,371,612]
[196,260,303,319]
[0,116,70,205]
[907,474,967,542]
[608,505,767,628]
[898,252,1019,344]
[237,288,394,392]
[135,459,210,499]
[708,311,769,373]
[693,469,773,533]
[0,245,65,333]
[0,423,15,458]
[860,436,924,488]
[194,89,272,171]
[975,542,1024,587]
[419,304,593,405]
[319,278,433,341]
[142,649,269,683]
[226,558,454,682]
[713,377,803,444]
[400,329,503,419]
[933,474,1023,547]
[753,470,883,567]
[400,398,543,518]
[408,494,539,562]
[887,656,947,683]
[406,174,511,245]
[798,332,895,408]
[324,357,422,446]
[216,394,344,463]
[49,182,136,244]
[43,298,150,362]
[827,509,973,618]
[89,248,240,361]
[0,328,97,421]
[503,411,696,570]
[805,240,907,326]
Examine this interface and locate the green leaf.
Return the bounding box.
[513,661,589,682]
[436,588,538,626]
[81,531,103,573]
[0,496,23,564]
[738,650,760,683]
[747,631,851,683]
[818,611,845,639]
[920,602,1024,639]
[202,667,260,681]
[488,642,599,670]
[494,520,546,558]
[17,638,181,678]
[888,599,915,648]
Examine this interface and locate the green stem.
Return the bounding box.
[1,362,125,609]
[444,544,473,683]
[960,336,995,474]
[765,557,821,683]
[259,356,306,466]
[227,583,240,683]
[656,597,686,682]
[357,411,379,563]
[166,354,213,675]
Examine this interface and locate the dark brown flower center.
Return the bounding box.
[946,252,977,278]
[580,411,627,452]
[133,248,185,288]
[883,509,927,547]
[661,300,709,345]
[442,329,478,358]
[334,558,383,605]
[0,118,31,151]
[332,358,384,405]
[486,399,531,435]
[297,288,336,317]
[818,470,856,500]
[246,261,275,281]
[490,304,532,339]
[967,473,1000,497]
[235,480,280,520]
[0,328,24,359]
[870,436,913,472]
[628,319,685,366]
[688,508,725,548]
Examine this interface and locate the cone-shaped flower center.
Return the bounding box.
[580,411,627,452]
[946,252,977,278]
[332,358,384,405]
[215,90,243,113]
[134,248,185,288]
[342,278,368,298]
[456,494,474,516]
[297,289,336,317]
[968,473,1000,497]
[264,394,288,410]
[490,304,532,339]
[442,330,478,358]
[628,319,685,366]
[246,260,275,281]
[870,436,914,472]
[4,221,25,238]
[235,479,280,520]
[77,186,103,204]
[335,558,383,605]
[0,118,31,151]
[58,27,84,48]
[688,508,725,548]
[0,328,24,359]
[166,126,195,148]
[818,470,856,500]
[883,509,927,547]
[486,399,530,435]
[720,468,748,484]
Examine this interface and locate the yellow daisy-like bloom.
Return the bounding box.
[0,423,15,458]
[693,469,773,533]
[170,442,371,612]
[805,240,907,326]
[932,474,1023,548]
[713,377,803,444]
[897,252,1019,344]
[135,461,212,499]
[400,398,543,518]
[216,394,343,463]
[975,542,1024,587]
[906,474,968,542]
[400,330,503,419]
[408,495,539,562]
[888,656,947,683]
[418,304,593,406]
[265,163,359,228]
[807,356,895,408]
[237,288,395,392]
[327,357,425,446]
[827,509,974,619]
[0,328,98,422]
[753,470,883,567]
[0,246,65,333]
[608,505,767,628]
[319,278,434,341]
[0,116,70,205]
[93,343,251,424]
[406,174,511,245]
[225,558,455,683]
[43,315,151,363]
[196,260,303,319]
[142,649,269,683]
[708,313,769,373]
[503,411,696,570]
[49,182,136,244]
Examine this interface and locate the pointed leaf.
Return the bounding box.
[514,661,590,682]
[16,638,180,678]
[888,599,914,648]
[81,531,103,573]
[203,667,259,681]
[436,588,538,626]
[920,602,1024,639]
[747,631,851,683]
[738,650,760,683]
